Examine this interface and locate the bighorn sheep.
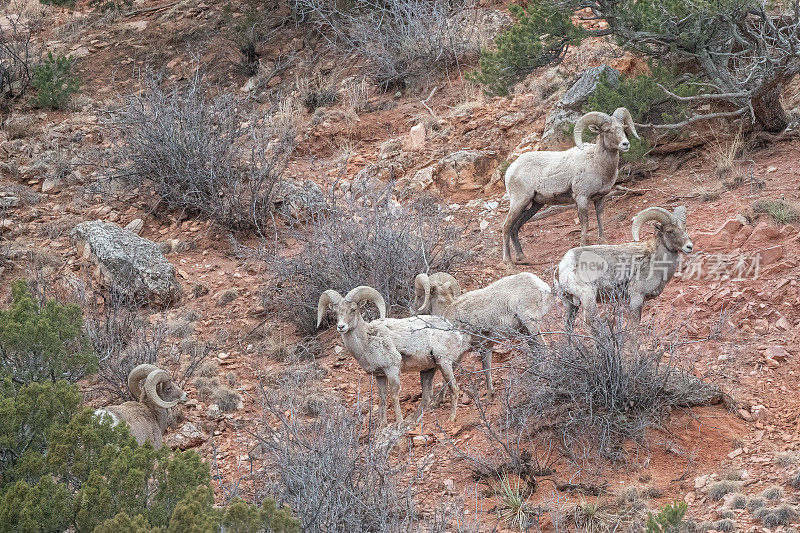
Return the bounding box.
[413,272,554,398]
[502,108,639,264]
[317,286,469,426]
[413,272,461,314]
[95,364,188,449]
[555,206,693,330]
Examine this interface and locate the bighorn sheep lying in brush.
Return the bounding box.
[95,364,188,448]
[413,272,554,398]
[555,206,693,330]
[317,286,469,426]
[502,108,639,264]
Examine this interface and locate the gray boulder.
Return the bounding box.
[71,220,182,307]
[541,65,620,149]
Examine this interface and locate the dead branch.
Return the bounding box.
[636,109,749,130]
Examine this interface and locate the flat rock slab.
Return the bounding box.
[71,220,182,307]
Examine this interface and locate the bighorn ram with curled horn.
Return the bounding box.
[95,364,188,448]
[503,108,639,264]
[413,272,553,399]
[318,286,469,426]
[413,272,461,315]
[555,206,693,330]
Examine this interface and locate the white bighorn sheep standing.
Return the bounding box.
[502,108,639,264]
[95,364,188,448]
[317,286,469,426]
[555,206,693,330]
[413,272,554,399]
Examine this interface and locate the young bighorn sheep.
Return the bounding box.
[413,272,461,315]
[413,272,554,399]
[555,206,693,330]
[502,108,639,264]
[317,286,469,426]
[95,364,188,448]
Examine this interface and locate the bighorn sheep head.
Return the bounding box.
[632,206,693,254]
[437,281,459,306]
[573,107,639,151]
[413,273,462,314]
[128,364,187,409]
[317,286,387,333]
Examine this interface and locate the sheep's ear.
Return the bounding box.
[587,124,600,133]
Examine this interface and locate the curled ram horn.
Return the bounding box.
[612,107,639,140]
[573,111,611,149]
[414,274,431,313]
[345,286,387,319]
[144,369,180,409]
[631,207,675,241]
[317,290,343,328]
[128,364,161,402]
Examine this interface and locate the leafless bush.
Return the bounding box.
[288,0,480,89]
[508,303,719,461]
[0,5,44,107]
[264,181,467,333]
[83,289,166,401]
[106,71,296,231]
[255,394,417,532]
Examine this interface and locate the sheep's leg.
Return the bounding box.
[416,368,436,419]
[576,196,590,246]
[438,362,460,422]
[594,198,606,244]
[375,375,389,427]
[564,299,579,333]
[629,296,644,331]
[502,199,529,263]
[479,346,494,400]
[510,202,542,263]
[387,370,404,425]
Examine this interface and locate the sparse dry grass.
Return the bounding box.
[343,76,370,114]
[752,198,800,225]
[708,130,746,179]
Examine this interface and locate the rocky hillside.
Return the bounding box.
[2,0,800,530]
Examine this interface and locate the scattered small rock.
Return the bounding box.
[166,422,205,450]
[41,178,62,194]
[125,218,144,234]
[215,288,240,307]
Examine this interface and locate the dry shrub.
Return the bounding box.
[0,3,45,107]
[506,301,719,462]
[288,0,481,89]
[264,182,466,333]
[106,71,295,231]
[83,290,166,401]
[343,76,370,113]
[255,394,416,533]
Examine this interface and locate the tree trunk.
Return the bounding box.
[752,83,788,133]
